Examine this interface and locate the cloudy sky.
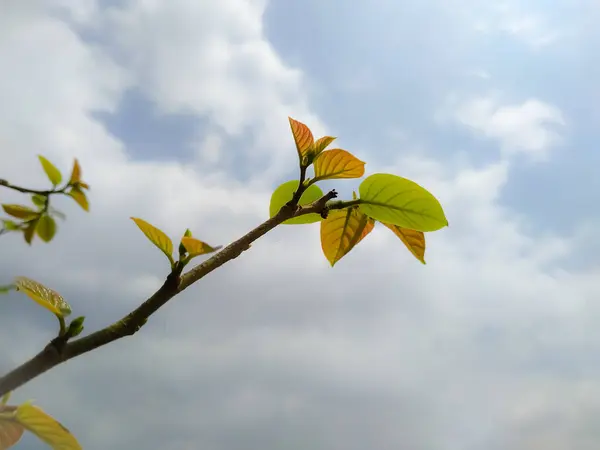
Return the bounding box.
[2,0,600,448]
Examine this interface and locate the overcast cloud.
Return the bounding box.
[2,0,600,449]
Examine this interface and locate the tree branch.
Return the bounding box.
[0,190,339,397]
[0,179,63,196]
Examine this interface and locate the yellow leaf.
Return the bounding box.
[313,136,336,157]
[320,208,374,266]
[131,217,174,264]
[1,204,38,220]
[313,149,365,181]
[288,117,314,160]
[38,155,62,186]
[0,406,24,450]
[180,236,222,257]
[68,187,88,212]
[14,276,72,317]
[382,223,426,264]
[68,159,81,185]
[36,215,57,243]
[15,404,81,450]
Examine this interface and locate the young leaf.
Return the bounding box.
[15,403,82,450]
[36,215,57,242]
[2,204,39,220]
[31,194,46,208]
[0,284,16,295]
[1,392,10,405]
[180,237,222,257]
[14,276,72,317]
[381,223,426,264]
[69,159,81,185]
[131,217,174,264]
[68,187,89,212]
[269,180,324,225]
[1,220,20,231]
[359,173,448,232]
[38,155,62,186]
[0,411,25,450]
[313,149,365,181]
[23,219,38,245]
[179,228,193,256]
[288,117,314,161]
[313,136,336,157]
[320,208,374,266]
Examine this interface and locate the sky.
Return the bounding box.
[1,0,600,449]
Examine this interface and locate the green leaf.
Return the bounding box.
[131,217,174,265]
[15,403,82,450]
[14,276,72,317]
[2,220,20,231]
[66,316,85,338]
[23,219,38,245]
[269,180,324,225]
[1,392,11,405]
[38,155,62,186]
[358,173,448,232]
[36,215,57,242]
[0,284,15,294]
[31,194,46,208]
[2,204,39,220]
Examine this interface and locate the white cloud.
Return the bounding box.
[470,1,561,49]
[444,93,565,161]
[102,0,326,181]
[1,1,599,450]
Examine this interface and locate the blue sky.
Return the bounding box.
[1,0,600,449]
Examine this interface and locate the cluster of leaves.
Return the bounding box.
[269,118,447,266]
[0,276,84,449]
[0,392,81,450]
[130,218,222,270]
[0,117,447,449]
[0,156,90,244]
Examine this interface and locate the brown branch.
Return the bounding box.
[0,179,62,196]
[0,190,338,397]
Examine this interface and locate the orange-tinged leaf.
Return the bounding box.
[288,117,314,160]
[0,414,24,450]
[15,404,81,450]
[313,136,336,157]
[69,159,81,185]
[2,204,38,220]
[131,217,174,264]
[180,236,222,257]
[0,405,24,450]
[382,223,426,264]
[78,182,89,190]
[320,208,374,266]
[68,187,88,212]
[14,276,72,317]
[313,149,365,181]
[38,155,62,186]
[36,215,57,243]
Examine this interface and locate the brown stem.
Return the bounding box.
[0,191,337,397]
